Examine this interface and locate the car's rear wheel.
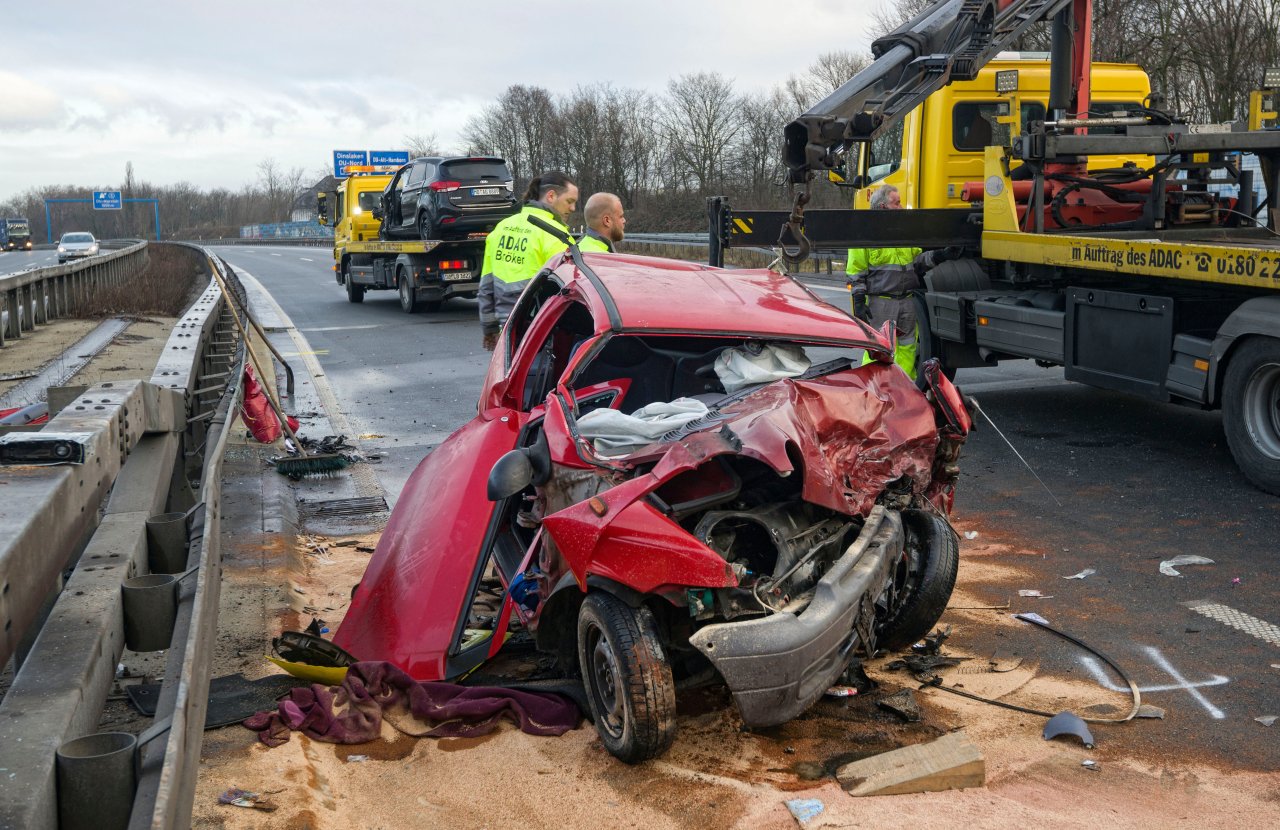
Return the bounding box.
[417,211,435,241]
[577,592,676,763]
[398,268,418,313]
[877,509,959,651]
[346,274,365,304]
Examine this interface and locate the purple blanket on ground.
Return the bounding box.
[243,661,580,747]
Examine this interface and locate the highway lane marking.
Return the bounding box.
[299,324,382,332]
[271,252,282,256]
[1080,647,1227,719]
[299,257,314,262]
[1182,600,1280,647]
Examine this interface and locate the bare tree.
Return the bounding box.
[783,51,873,112]
[660,72,742,195]
[257,158,307,222]
[403,132,442,158]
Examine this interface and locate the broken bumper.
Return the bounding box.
[688,506,902,727]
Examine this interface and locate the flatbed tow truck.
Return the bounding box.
[318,168,485,313]
[709,0,1280,494]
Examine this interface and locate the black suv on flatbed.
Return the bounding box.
[378,156,517,240]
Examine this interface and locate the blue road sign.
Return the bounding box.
[370,151,410,166]
[333,150,368,178]
[93,191,123,210]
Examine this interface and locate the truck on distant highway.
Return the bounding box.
[1,218,33,251]
[710,0,1280,495]
[317,168,488,313]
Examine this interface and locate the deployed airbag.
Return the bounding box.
[576,397,709,455]
[715,342,810,392]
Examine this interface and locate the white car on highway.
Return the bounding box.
[57,232,99,263]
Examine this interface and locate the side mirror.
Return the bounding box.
[486,431,552,501]
[316,194,328,226]
[372,203,385,220]
[487,450,533,501]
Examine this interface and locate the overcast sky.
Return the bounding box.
[0,1,880,201]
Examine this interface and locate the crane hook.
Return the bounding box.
[778,188,811,266]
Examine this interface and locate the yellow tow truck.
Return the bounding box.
[318,168,485,313]
[710,0,1280,495]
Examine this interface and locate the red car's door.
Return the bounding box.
[333,286,590,680]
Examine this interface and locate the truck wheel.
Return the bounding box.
[1222,337,1280,495]
[577,593,676,763]
[398,270,419,313]
[877,510,959,651]
[346,275,365,304]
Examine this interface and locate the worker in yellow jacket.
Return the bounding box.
[480,172,579,350]
[578,192,626,253]
[847,185,959,379]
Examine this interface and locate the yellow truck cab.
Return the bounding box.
[853,55,1153,209]
[323,171,391,249]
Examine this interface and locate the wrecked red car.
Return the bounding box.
[335,249,971,762]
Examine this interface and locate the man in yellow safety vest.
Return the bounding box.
[847,184,959,379]
[479,171,579,351]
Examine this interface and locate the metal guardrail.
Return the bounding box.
[0,246,242,830]
[0,241,149,347]
[623,232,843,275]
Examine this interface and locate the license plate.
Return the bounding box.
[442,271,472,282]
[470,187,500,196]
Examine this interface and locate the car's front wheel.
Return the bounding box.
[577,592,676,763]
[877,509,959,651]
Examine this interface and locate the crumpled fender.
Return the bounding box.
[541,437,741,594]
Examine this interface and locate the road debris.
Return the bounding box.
[1159,555,1215,576]
[964,530,979,540]
[1136,704,1166,719]
[218,788,277,812]
[1063,568,1096,580]
[1082,759,1101,772]
[785,798,825,828]
[877,689,923,722]
[1044,711,1096,748]
[824,685,859,698]
[887,653,967,677]
[1256,716,1277,727]
[1019,589,1053,598]
[835,731,985,796]
[346,754,369,762]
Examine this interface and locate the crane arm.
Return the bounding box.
[783,0,1086,182]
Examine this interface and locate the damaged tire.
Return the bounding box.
[577,592,676,763]
[877,510,959,651]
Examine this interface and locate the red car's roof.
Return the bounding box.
[563,253,867,343]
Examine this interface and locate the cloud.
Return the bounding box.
[0,71,68,130]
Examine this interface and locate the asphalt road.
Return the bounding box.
[211,244,1279,774]
[0,249,62,274]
